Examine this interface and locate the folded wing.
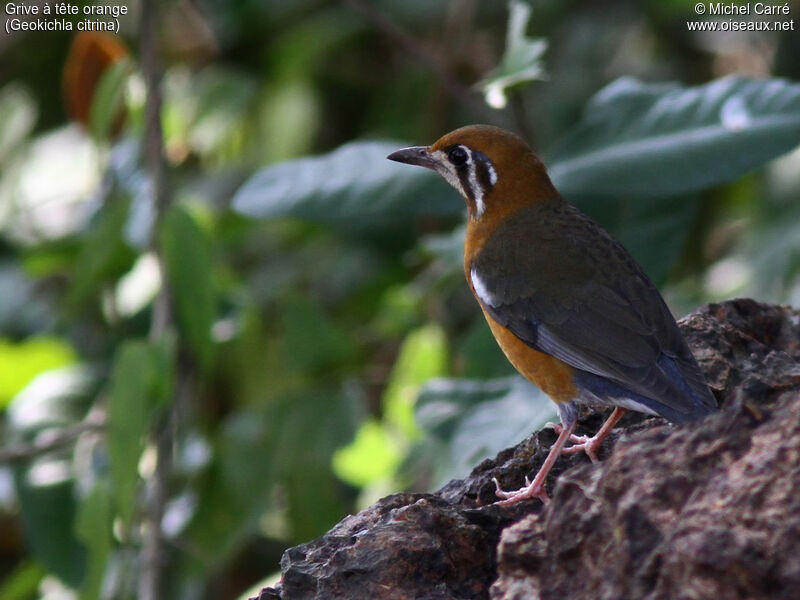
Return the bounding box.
[470,202,716,419]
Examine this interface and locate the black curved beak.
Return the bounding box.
[387,146,437,169]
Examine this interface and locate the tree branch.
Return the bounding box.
[0,418,105,464]
[138,1,174,599]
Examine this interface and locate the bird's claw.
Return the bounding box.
[546,423,600,461]
[492,476,550,505]
[561,435,601,463]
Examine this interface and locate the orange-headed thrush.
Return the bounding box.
[388,125,717,505]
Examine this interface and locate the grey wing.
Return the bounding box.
[471,203,716,419]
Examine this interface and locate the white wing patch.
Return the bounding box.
[470,267,497,307]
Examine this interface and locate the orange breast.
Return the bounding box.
[461,180,574,404]
[482,309,578,404]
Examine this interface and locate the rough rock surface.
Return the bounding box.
[252,299,800,600]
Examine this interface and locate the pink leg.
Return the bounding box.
[559,407,626,463]
[493,420,577,505]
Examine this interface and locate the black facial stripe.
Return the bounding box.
[443,145,496,215]
[457,166,475,203]
[473,151,495,193]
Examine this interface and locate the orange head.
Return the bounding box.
[387,125,558,222]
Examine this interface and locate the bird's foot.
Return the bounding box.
[492,419,584,506]
[492,476,549,505]
[545,422,600,462]
[560,434,601,463]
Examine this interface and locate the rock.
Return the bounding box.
[260,493,506,599]
[253,300,800,600]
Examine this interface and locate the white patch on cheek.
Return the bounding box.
[470,267,497,307]
[487,163,498,186]
[430,147,494,219]
[430,149,465,196]
[468,163,486,218]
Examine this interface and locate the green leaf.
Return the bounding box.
[231,141,457,223]
[332,419,402,487]
[0,84,37,165]
[415,376,555,487]
[187,385,359,555]
[13,470,86,588]
[6,367,95,589]
[331,326,448,491]
[89,57,132,142]
[0,561,45,600]
[7,366,95,435]
[615,195,699,285]
[75,481,113,600]
[548,76,800,197]
[281,296,356,374]
[0,337,77,408]
[66,197,135,311]
[160,205,216,370]
[481,0,547,109]
[455,318,518,380]
[721,207,800,301]
[383,325,448,438]
[108,340,171,526]
[276,387,360,541]
[21,238,82,278]
[185,67,258,160]
[421,225,466,272]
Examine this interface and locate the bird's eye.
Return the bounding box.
[448,146,469,167]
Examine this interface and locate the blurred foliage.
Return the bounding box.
[481,0,547,109]
[0,0,799,598]
[0,338,76,407]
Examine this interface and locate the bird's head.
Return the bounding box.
[387,125,557,221]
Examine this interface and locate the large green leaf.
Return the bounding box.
[548,76,800,197]
[231,141,457,223]
[108,340,171,526]
[160,205,216,370]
